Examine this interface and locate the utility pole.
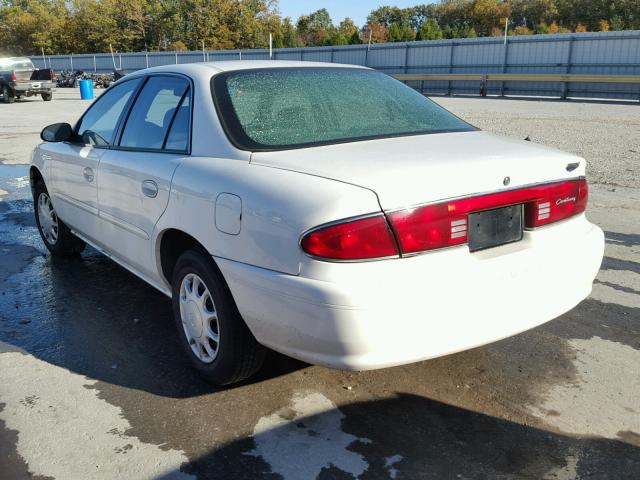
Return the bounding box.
[269,33,273,59]
[503,18,509,44]
[109,44,117,69]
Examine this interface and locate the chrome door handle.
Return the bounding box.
[83,167,94,183]
[141,180,158,198]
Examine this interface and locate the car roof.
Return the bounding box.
[128,60,369,78]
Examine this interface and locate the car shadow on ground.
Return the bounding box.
[0,198,307,399]
[152,392,640,479]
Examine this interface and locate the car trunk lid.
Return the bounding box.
[250,131,585,210]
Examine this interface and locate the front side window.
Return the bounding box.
[76,78,142,146]
[212,68,475,151]
[119,76,190,151]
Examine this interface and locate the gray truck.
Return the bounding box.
[0,57,55,103]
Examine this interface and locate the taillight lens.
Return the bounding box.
[50,70,57,81]
[526,178,588,227]
[301,179,587,261]
[301,215,399,260]
[388,178,588,255]
[10,71,17,81]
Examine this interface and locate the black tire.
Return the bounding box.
[2,85,14,104]
[41,92,52,101]
[172,248,265,385]
[34,180,85,256]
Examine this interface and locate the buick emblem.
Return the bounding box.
[503,176,511,186]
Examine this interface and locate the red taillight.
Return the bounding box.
[50,70,57,81]
[10,71,17,81]
[388,178,588,255]
[526,178,588,227]
[301,215,399,260]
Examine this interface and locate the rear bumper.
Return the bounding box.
[217,214,604,370]
[13,81,54,93]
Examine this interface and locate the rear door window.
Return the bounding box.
[76,78,142,146]
[164,94,191,151]
[119,76,189,151]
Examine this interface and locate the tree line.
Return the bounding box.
[1,0,638,56]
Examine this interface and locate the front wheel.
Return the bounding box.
[172,248,265,385]
[34,181,85,256]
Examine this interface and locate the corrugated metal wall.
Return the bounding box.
[30,30,640,100]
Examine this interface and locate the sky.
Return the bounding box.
[277,0,424,27]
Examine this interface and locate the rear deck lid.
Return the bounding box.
[251,131,585,209]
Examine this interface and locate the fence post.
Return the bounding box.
[300,48,304,61]
[70,54,73,70]
[175,52,178,64]
[404,43,410,74]
[447,41,455,95]
[364,45,369,67]
[93,55,97,72]
[330,47,334,63]
[500,37,509,96]
[119,53,122,69]
[562,36,574,99]
[145,53,149,68]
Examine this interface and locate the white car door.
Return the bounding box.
[96,74,192,278]
[48,78,142,242]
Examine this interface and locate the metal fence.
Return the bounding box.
[31,30,640,100]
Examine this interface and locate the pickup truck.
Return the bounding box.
[0,57,55,103]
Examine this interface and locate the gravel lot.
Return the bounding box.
[0,89,638,480]
[435,96,640,188]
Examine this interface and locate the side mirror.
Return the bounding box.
[41,123,73,142]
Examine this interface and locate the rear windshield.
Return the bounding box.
[211,68,475,151]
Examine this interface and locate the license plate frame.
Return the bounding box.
[468,204,524,252]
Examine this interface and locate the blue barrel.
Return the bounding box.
[79,79,94,100]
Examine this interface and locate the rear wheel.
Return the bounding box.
[34,181,85,256]
[41,92,52,101]
[2,85,14,104]
[172,248,265,385]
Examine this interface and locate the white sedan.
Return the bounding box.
[31,61,604,385]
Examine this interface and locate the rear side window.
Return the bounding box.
[120,76,190,151]
[76,78,142,146]
[212,68,474,151]
[10,60,34,70]
[164,94,190,151]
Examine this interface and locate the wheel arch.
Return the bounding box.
[29,165,44,197]
[156,228,211,287]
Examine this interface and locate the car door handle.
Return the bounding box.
[141,180,158,198]
[83,167,94,183]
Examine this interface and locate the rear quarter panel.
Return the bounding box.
[154,157,382,279]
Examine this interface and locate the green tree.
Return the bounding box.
[416,18,443,40]
[281,17,298,47]
[388,21,414,42]
[338,17,358,40]
[609,15,624,31]
[297,8,334,46]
